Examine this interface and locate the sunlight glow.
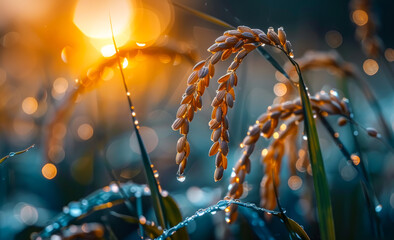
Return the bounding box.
[73,0,132,39]
[100,45,116,57]
[136,42,146,47]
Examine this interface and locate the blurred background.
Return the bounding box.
[0,0,393,239]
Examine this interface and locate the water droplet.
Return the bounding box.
[353,131,359,136]
[154,171,159,178]
[139,216,147,224]
[110,183,119,193]
[302,135,308,140]
[375,204,382,213]
[217,200,228,210]
[68,202,82,217]
[313,114,317,119]
[210,211,217,215]
[161,190,169,197]
[63,206,70,214]
[330,90,338,97]
[177,175,186,182]
[9,152,15,157]
[196,210,204,216]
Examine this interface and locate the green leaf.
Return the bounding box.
[288,58,335,240]
[162,195,189,240]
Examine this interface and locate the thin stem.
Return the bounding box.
[0,144,35,164]
[351,74,394,147]
[318,115,383,239]
[340,78,383,238]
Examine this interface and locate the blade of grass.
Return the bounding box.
[172,2,290,80]
[109,16,167,229]
[0,144,34,164]
[287,56,335,240]
[162,196,189,240]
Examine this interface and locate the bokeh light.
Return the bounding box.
[325,30,343,48]
[288,175,302,190]
[384,48,394,62]
[42,163,57,180]
[352,10,368,26]
[53,77,69,94]
[20,204,38,225]
[77,123,94,140]
[22,97,38,115]
[273,83,287,96]
[363,59,379,75]
[129,8,161,44]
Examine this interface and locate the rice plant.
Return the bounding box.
[0,1,393,240]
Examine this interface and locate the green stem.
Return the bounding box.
[288,57,335,240]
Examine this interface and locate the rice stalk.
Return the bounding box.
[350,0,382,58]
[226,90,349,212]
[172,26,295,181]
[172,2,290,80]
[44,44,196,166]
[350,0,394,89]
[283,50,394,146]
[171,25,335,239]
